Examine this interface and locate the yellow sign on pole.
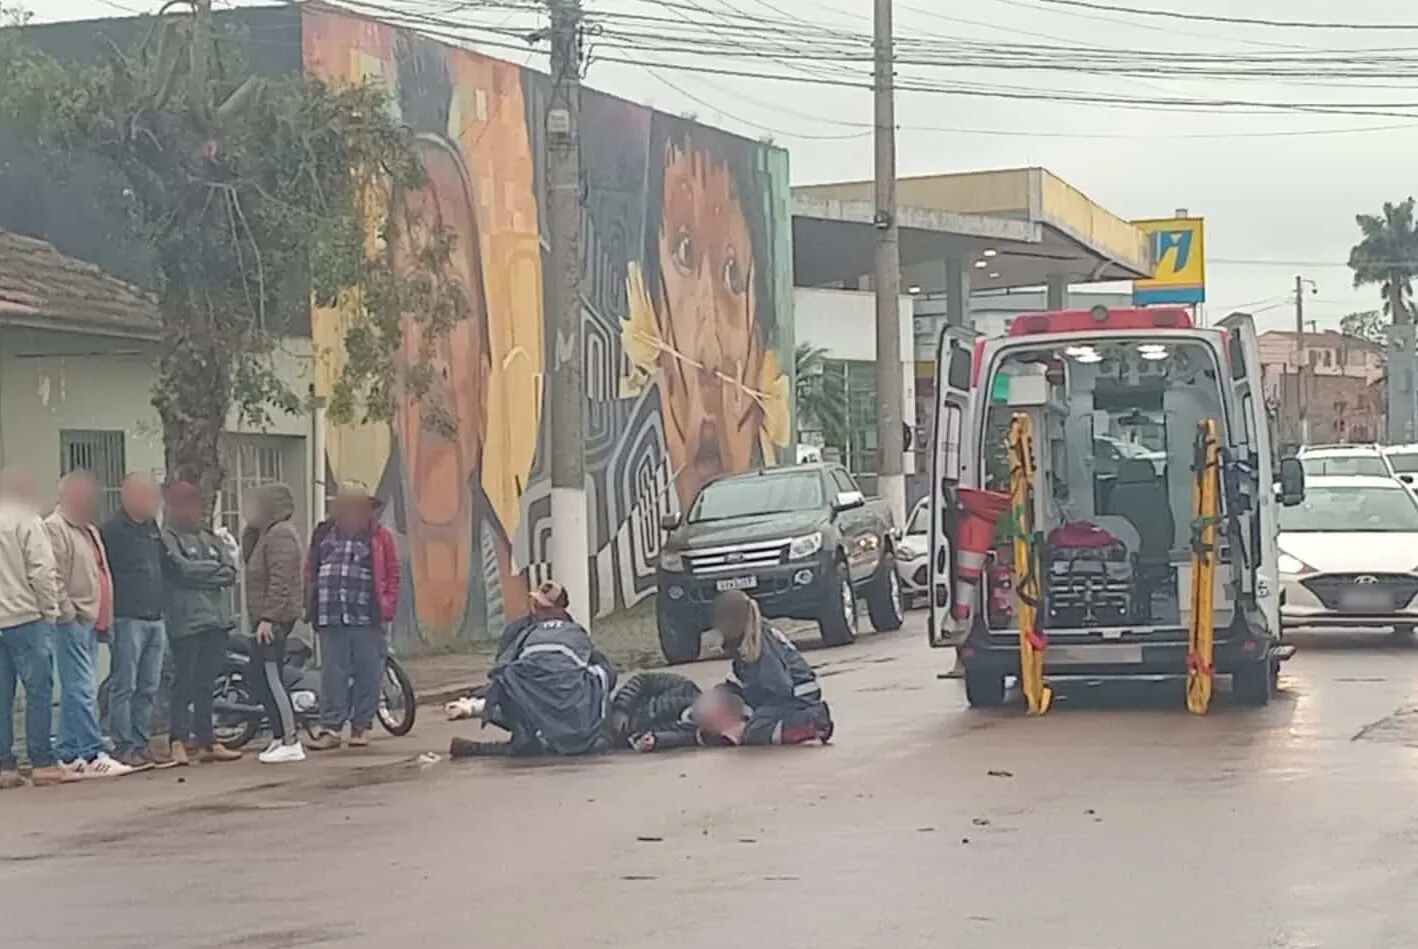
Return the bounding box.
[1133,217,1205,305]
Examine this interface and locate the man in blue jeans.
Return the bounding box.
[47,472,131,779]
[0,466,69,789]
[100,473,170,771]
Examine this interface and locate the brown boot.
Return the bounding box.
[30,765,79,787]
[348,728,370,748]
[306,730,343,752]
[168,741,191,767]
[199,744,243,763]
[0,769,25,790]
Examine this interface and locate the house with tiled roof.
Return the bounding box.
[0,229,313,528]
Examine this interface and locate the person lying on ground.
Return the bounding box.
[606,670,703,745]
[629,685,749,753]
[710,590,834,746]
[448,581,616,759]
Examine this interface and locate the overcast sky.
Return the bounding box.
[31,0,1418,332]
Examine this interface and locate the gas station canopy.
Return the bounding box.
[792,167,1153,293]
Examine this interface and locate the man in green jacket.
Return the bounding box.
[161,481,242,765]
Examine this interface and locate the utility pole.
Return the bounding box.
[873,0,905,530]
[1295,275,1315,445]
[546,0,590,621]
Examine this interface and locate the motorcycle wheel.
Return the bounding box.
[378,657,417,736]
[213,672,262,751]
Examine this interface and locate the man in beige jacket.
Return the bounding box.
[0,466,67,789]
[46,472,131,779]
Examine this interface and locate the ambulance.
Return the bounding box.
[927,306,1306,709]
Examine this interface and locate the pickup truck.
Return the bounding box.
[655,463,905,664]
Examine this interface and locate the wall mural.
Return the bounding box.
[302,8,794,648]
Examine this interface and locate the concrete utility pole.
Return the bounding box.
[872,0,906,530]
[545,0,590,621]
[1295,275,1316,445]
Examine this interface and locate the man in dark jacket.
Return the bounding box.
[449,581,614,758]
[304,481,400,751]
[101,472,169,769]
[160,481,242,765]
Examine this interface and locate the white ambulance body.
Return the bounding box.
[927,306,1303,706]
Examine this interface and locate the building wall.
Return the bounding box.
[793,287,916,483]
[301,8,795,646]
[0,327,313,528]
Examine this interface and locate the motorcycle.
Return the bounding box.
[211,632,417,750]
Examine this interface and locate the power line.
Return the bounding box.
[1030,0,1418,31]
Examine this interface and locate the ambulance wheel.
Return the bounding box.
[818,563,858,647]
[964,667,1006,709]
[866,557,905,633]
[656,601,703,666]
[1232,657,1272,707]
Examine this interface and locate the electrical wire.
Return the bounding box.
[1029,0,1418,31]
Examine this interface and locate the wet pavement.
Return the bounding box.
[4,617,1418,949]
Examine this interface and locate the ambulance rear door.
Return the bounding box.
[1216,311,1280,637]
[929,326,977,647]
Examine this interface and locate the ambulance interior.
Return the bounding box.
[981,337,1228,632]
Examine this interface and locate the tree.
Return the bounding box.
[0,5,462,506]
[794,343,848,448]
[1349,197,1418,325]
[1340,310,1386,345]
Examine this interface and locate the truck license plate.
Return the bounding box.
[1340,589,1391,612]
[716,575,759,592]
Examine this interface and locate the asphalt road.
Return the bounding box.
[4,617,1418,949]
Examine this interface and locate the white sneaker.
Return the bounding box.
[258,742,307,764]
[444,696,485,721]
[59,758,86,778]
[262,740,282,756]
[84,753,134,778]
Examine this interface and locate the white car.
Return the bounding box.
[1297,444,1394,479]
[1279,474,1418,637]
[896,497,929,607]
[1381,444,1418,489]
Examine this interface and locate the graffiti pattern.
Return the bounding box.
[302,8,793,647]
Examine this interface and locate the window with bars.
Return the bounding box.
[217,437,286,539]
[59,430,126,520]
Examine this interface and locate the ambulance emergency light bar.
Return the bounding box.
[1007,305,1193,337]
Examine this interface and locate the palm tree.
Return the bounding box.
[794,343,848,449]
[1349,198,1418,324]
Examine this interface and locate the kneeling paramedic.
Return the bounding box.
[449,581,615,758]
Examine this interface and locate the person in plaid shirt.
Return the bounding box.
[304,482,400,751]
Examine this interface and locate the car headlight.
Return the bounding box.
[660,550,684,572]
[787,532,823,560]
[1277,552,1311,575]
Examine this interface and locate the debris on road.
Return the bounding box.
[987,769,1014,778]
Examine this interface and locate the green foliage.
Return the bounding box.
[793,342,848,449]
[1349,198,1418,325]
[1340,309,1386,346]
[0,4,462,503]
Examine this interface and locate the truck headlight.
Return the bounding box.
[788,532,823,560]
[660,550,684,572]
[1277,552,1310,575]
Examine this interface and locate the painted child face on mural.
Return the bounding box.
[655,143,764,505]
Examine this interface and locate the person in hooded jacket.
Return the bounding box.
[449,581,615,758]
[710,590,834,746]
[241,483,307,764]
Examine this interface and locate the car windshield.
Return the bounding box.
[1279,485,1418,533]
[689,471,823,522]
[906,502,927,535]
[1301,455,1388,477]
[1387,453,1418,474]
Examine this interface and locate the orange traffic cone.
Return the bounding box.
[952,488,1011,624]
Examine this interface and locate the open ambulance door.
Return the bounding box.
[928,327,975,647]
[1217,311,1281,638]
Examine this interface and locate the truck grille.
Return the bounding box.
[683,539,789,575]
[1301,573,1418,611]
